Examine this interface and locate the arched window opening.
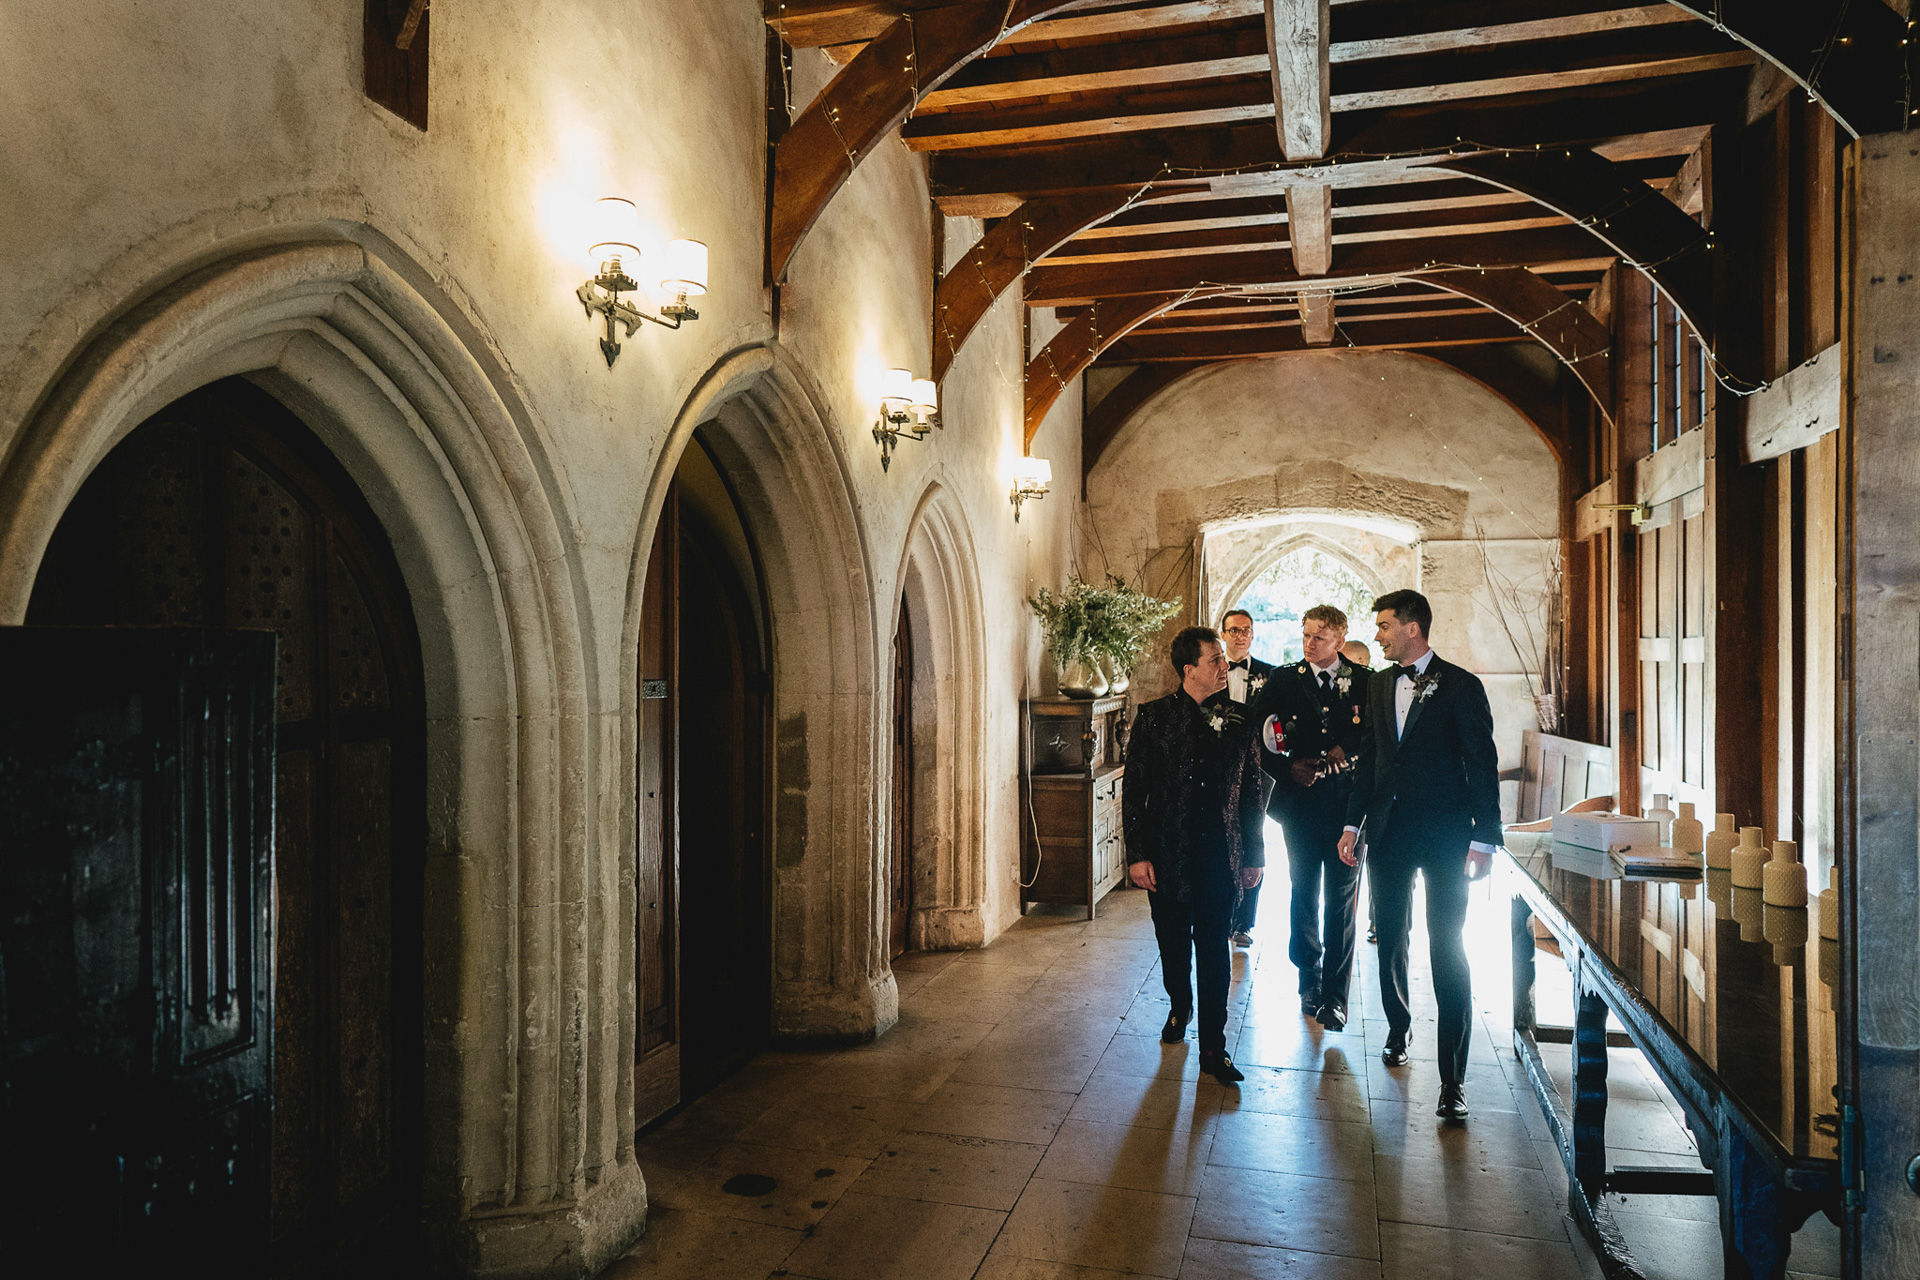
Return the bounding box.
[1230,545,1378,666]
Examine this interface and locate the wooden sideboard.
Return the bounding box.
[1020,695,1129,919]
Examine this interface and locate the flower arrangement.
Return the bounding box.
[1028,575,1181,676]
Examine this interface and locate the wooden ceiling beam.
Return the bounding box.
[1418,267,1612,421]
[1430,146,1714,341]
[1101,311,1530,360]
[1135,298,1486,332]
[933,187,1198,381]
[1025,224,1613,304]
[1285,181,1333,274]
[1080,182,1529,234]
[1663,0,1910,137]
[766,0,976,48]
[1025,290,1227,444]
[1051,203,1571,262]
[925,74,1742,200]
[1268,0,1332,161]
[770,0,1082,280]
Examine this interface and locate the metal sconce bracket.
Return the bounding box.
[872,406,931,471]
[1010,483,1047,522]
[1592,501,1652,526]
[578,271,699,368]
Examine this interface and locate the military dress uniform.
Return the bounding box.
[1250,656,1371,1026]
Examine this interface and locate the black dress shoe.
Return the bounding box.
[1437,1084,1470,1120]
[1161,1010,1190,1044]
[1381,1043,1410,1068]
[1200,1051,1244,1084]
[1315,1005,1347,1033]
[1300,991,1320,1017]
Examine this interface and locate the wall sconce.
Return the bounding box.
[1010,455,1051,521]
[576,197,708,368]
[1592,500,1651,525]
[873,369,938,471]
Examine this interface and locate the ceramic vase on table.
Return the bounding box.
[1102,659,1130,695]
[1058,655,1108,700]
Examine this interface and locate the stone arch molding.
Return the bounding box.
[628,343,895,1048]
[1205,520,1421,632]
[896,482,990,951]
[0,236,641,1275]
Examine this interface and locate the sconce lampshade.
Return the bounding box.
[881,368,914,404]
[908,379,938,416]
[1013,456,1052,488]
[661,238,709,297]
[587,197,644,267]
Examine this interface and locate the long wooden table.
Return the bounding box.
[1501,835,1843,1280]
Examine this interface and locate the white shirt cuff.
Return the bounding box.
[1469,841,1497,854]
[1343,825,1360,835]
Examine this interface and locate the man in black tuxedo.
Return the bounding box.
[1215,609,1275,946]
[1337,590,1500,1121]
[1255,605,1370,1031]
[1124,626,1267,1085]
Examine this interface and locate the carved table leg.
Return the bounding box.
[1714,1117,1790,1280]
[1572,965,1610,1200]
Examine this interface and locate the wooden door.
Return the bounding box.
[889,601,914,960]
[24,378,426,1273]
[0,628,277,1266]
[634,467,771,1121]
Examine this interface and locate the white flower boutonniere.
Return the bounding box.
[1411,673,1442,704]
[1335,674,1351,696]
[1201,703,1242,736]
[1249,672,1268,695]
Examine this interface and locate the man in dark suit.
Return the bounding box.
[1124,625,1267,1085]
[1254,605,1370,1031]
[1337,590,1500,1121]
[1215,608,1275,947]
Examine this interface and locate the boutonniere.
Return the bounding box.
[1201,703,1243,736]
[1335,673,1351,696]
[1248,671,1268,695]
[1411,672,1442,704]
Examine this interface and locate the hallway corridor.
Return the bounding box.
[608,866,1731,1280]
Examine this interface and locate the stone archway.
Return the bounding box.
[1205,520,1419,632]
[627,345,892,1044]
[0,236,639,1275]
[895,483,989,951]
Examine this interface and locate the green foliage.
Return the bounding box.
[1029,576,1181,674]
[1232,548,1376,665]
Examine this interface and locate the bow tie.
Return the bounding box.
[1397,664,1422,680]
[1228,659,1249,670]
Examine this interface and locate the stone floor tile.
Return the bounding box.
[600,1206,801,1280]
[779,1191,1005,1280]
[1594,1097,1702,1157]
[817,1046,962,1102]
[1189,1163,1381,1260]
[974,1241,1139,1280]
[852,1129,1047,1211]
[855,1010,996,1059]
[1376,1220,1582,1280]
[906,1079,1079,1144]
[1219,1063,1372,1124]
[950,1041,1106,1093]
[1365,1098,1544,1169]
[1095,1032,1211,1082]
[1034,1118,1215,1197]
[647,1141,867,1229]
[1178,1236,1385,1279]
[1362,1057,1521,1114]
[1611,1207,1727,1280]
[1373,1153,1571,1242]
[1234,1021,1370,1074]
[733,1091,919,1160]
[999,1177,1198,1278]
[1208,1109,1376,1184]
[1069,1068,1226,1132]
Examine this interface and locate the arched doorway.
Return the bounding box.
[25,377,427,1273]
[1228,541,1382,665]
[635,430,772,1121]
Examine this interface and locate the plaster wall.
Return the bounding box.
[1086,351,1561,797]
[0,3,1068,1274]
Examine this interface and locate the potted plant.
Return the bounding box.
[1090,575,1180,692]
[1029,576,1180,699]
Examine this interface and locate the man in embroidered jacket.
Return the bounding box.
[1124,625,1267,1084]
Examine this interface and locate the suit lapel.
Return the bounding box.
[1376,667,1400,765]
[1398,658,1443,745]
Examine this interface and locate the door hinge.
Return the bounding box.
[1842,1103,1866,1209]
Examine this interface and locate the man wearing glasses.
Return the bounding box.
[1215,610,1274,946]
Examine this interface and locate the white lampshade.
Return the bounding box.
[908,378,938,415]
[1013,456,1052,488]
[881,367,914,403]
[661,238,709,297]
[587,197,644,267]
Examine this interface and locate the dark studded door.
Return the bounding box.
[26,377,426,1274]
[889,600,913,960]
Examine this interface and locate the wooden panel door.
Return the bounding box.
[889,600,914,960]
[24,378,426,1272]
[634,486,679,1126]
[0,628,276,1266]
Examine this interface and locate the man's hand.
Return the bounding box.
[1129,860,1157,891]
[1326,744,1348,770]
[1289,758,1321,787]
[1465,847,1494,881]
[1336,829,1359,867]
[1240,866,1264,890]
